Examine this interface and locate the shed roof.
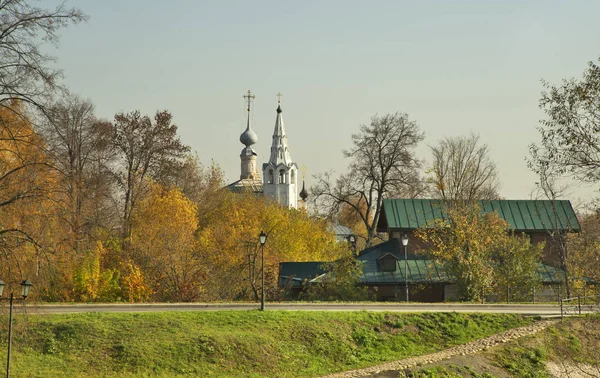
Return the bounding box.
[378,199,580,233]
[330,223,353,237]
[329,223,354,242]
[279,262,326,288]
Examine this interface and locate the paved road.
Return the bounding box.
[16,302,579,316]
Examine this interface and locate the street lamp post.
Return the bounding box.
[0,279,33,378]
[259,231,267,311]
[401,234,409,303]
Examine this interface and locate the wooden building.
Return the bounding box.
[278,199,582,302]
[363,199,581,301]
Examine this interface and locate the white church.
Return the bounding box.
[226,90,308,209]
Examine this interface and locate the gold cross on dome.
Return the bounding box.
[276,92,283,104]
[243,90,255,111]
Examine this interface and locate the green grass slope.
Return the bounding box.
[1,311,532,377]
[408,315,600,377]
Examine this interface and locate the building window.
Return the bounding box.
[378,254,397,272]
[268,170,274,184]
[279,169,285,184]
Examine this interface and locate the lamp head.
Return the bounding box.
[20,279,33,299]
[401,234,409,247]
[348,234,356,243]
[259,231,267,245]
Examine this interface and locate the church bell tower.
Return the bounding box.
[262,94,299,208]
[239,90,260,180]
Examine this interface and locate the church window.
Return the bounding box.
[268,170,274,184]
[291,170,296,184]
[279,169,285,184]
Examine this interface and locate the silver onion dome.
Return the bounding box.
[240,125,258,147]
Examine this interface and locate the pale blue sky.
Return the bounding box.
[52,1,600,202]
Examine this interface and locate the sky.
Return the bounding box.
[50,0,600,204]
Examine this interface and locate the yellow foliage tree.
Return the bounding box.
[0,101,59,293]
[72,241,121,302]
[197,191,345,301]
[568,211,600,293]
[130,182,201,301]
[417,203,540,302]
[121,261,152,302]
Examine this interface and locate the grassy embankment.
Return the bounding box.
[409,315,600,377]
[0,311,532,377]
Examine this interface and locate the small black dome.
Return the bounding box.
[299,180,308,200]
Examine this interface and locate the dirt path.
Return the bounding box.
[321,320,558,378]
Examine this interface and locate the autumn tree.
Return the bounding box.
[0,102,53,284]
[491,233,543,302]
[194,162,226,217]
[0,0,87,114]
[168,154,226,213]
[72,241,121,302]
[40,93,115,253]
[168,153,208,204]
[428,133,500,201]
[417,204,502,301]
[312,112,425,248]
[417,203,541,302]
[111,110,190,237]
[197,191,344,301]
[568,211,600,286]
[130,182,201,301]
[0,1,89,296]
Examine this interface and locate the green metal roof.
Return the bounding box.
[357,239,451,284]
[378,199,580,232]
[360,259,451,284]
[360,261,567,285]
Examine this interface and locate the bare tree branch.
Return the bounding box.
[528,58,600,187]
[428,133,500,201]
[312,112,425,247]
[0,0,87,115]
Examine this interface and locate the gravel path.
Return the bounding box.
[321,320,558,378]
